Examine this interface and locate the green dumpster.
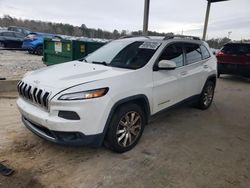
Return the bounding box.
[43,37,106,66]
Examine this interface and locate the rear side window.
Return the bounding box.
[159,43,184,67]
[184,43,202,65]
[2,32,14,37]
[200,45,211,59]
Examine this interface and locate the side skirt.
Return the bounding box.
[149,94,200,120]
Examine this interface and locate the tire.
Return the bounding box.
[0,42,5,48]
[197,81,215,110]
[217,72,220,78]
[105,103,145,153]
[35,45,43,56]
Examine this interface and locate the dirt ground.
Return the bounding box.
[0,75,250,188]
[0,50,45,80]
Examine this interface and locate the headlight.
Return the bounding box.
[58,88,109,100]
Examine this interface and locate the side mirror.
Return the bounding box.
[156,60,177,70]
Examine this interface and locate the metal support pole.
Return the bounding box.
[202,1,211,40]
[143,0,150,36]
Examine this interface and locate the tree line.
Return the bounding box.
[1,15,249,48]
[0,15,172,39]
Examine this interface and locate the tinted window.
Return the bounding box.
[159,43,184,67]
[14,32,24,38]
[110,41,159,69]
[222,44,250,55]
[86,41,160,69]
[3,32,14,37]
[23,29,31,35]
[221,44,237,54]
[184,43,202,64]
[200,45,210,59]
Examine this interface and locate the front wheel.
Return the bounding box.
[197,81,215,110]
[105,103,145,153]
[35,45,43,56]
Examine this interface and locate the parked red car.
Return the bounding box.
[216,43,250,78]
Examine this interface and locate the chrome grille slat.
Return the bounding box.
[37,89,42,104]
[27,86,32,100]
[17,81,50,110]
[19,82,24,94]
[43,92,50,108]
[23,84,28,98]
[20,82,25,96]
[17,81,22,93]
[33,88,38,103]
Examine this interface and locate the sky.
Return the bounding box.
[0,0,249,40]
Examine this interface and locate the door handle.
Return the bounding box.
[180,71,187,76]
[203,65,209,69]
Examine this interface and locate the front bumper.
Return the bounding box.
[17,95,113,146]
[22,41,37,51]
[22,116,102,146]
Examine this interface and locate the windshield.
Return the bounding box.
[84,40,161,69]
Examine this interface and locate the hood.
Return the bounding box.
[22,61,130,90]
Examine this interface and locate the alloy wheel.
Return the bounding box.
[116,111,142,147]
[203,85,214,106]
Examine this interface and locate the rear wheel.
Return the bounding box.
[105,103,145,153]
[217,72,220,78]
[0,42,5,48]
[197,81,215,110]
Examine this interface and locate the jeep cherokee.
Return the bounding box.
[17,35,217,153]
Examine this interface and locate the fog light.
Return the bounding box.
[58,111,80,120]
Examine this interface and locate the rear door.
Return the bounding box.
[13,32,24,48]
[182,43,206,97]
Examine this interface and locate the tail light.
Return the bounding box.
[216,51,225,57]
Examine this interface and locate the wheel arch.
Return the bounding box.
[99,94,151,145]
[206,74,217,87]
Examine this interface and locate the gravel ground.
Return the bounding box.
[0,50,45,80]
[0,76,250,188]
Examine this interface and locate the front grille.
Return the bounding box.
[17,81,51,109]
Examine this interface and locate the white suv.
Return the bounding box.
[17,35,217,153]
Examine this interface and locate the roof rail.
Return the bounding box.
[164,34,200,41]
[119,35,149,39]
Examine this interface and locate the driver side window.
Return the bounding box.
[159,43,184,67]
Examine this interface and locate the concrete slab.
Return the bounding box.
[0,80,19,92]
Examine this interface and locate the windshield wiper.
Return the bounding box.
[92,61,108,66]
[78,58,87,62]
